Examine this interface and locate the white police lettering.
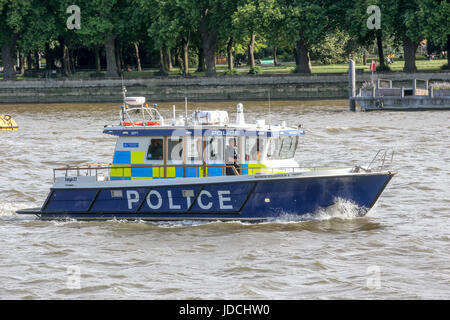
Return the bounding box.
[184,194,193,208]
[211,130,241,136]
[126,190,140,209]
[218,190,233,210]
[168,190,181,209]
[146,190,162,209]
[197,190,213,210]
[124,189,238,211]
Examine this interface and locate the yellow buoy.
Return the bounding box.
[0,114,18,131]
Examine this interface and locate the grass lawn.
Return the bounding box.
[311,58,447,73]
[1,58,447,80]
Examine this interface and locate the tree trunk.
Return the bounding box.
[182,38,189,76]
[363,53,367,65]
[376,29,386,69]
[133,42,142,72]
[27,53,32,70]
[273,46,279,66]
[115,42,123,73]
[196,43,205,72]
[1,34,18,80]
[69,48,75,74]
[35,52,40,70]
[447,35,450,68]
[175,47,184,73]
[94,46,101,72]
[59,37,72,76]
[159,48,168,75]
[294,37,312,74]
[200,10,217,77]
[19,52,25,75]
[45,43,54,70]
[403,35,418,73]
[293,44,298,65]
[247,33,256,68]
[165,48,173,71]
[63,45,71,75]
[105,36,119,78]
[227,37,233,70]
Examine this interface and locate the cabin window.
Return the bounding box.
[168,137,183,161]
[207,137,224,162]
[187,137,202,162]
[267,136,299,160]
[147,138,164,160]
[267,137,283,160]
[279,136,296,159]
[224,137,238,164]
[288,136,299,158]
[245,137,265,161]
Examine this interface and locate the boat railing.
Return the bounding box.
[52,164,307,182]
[120,105,163,126]
[364,148,394,172]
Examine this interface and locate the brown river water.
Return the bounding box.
[0,100,449,299]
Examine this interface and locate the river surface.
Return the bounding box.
[0,100,449,300]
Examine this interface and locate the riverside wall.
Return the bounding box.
[0,72,449,104]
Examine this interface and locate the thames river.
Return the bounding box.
[0,100,449,299]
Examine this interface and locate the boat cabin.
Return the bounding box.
[102,97,304,180]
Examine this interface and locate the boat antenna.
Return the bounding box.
[121,76,127,101]
[185,96,188,123]
[268,89,271,129]
[119,76,127,124]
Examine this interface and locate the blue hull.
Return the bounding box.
[26,172,395,221]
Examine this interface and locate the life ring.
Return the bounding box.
[122,121,160,126]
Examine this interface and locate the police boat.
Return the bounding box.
[17,92,396,221]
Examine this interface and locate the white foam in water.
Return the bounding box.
[0,201,39,221]
[272,197,368,223]
[0,202,23,216]
[313,198,368,220]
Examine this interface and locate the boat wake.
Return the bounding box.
[2,197,371,228]
[271,198,369,223]
[324,126,381,134]
[0,201,39,221]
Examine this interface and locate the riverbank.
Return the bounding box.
[1,72,449,104]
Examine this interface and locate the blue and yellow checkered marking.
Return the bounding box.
[110,150,265,179]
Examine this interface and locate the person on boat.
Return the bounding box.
[225,138,239,175]
[147,139,163,160]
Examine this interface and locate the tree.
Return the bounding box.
[414,0,450,68]
[196,0,240,76]
[76,0,130,77]
[283,0,328,74]
[0,0,34,80]
[383,0,424,72]
[328,0,391,71]
[147,0,199,76]
[232,0,282,69]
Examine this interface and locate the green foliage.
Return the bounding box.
[283,0,328,46]
[222,68,240,75]
[249,65,263,74]
[414,0,450,47]
[0,0,448,78]
[310,31,350,64]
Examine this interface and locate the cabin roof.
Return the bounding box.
[103,126,305,137]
